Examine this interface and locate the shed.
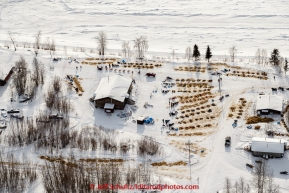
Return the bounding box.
[251,137,286,158]
[94,75,133,110]
[104,103,115,113]
[0,67,14,86]
[256,95,282,115]
[137,116,144,125]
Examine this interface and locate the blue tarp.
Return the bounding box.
[121,59,126,63]
[144,117,154,124]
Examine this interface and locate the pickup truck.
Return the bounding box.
[225,136,231,147]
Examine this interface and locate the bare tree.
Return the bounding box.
[185,46,192,62]
[252,160,279,193]
[255,48,261,65]
[97,31,107,56]
[229,45,237,63]
[122,41,131,58]
[0,152,37,192]
[238,177,246,193]
[245,184,251,193]
[261,49,267,66]
[23,42,28,48]
[8,31,16,51]
[52,76,62,94]
[278,56,284,74]
[137,136,160,157]
[134,36,149,60]
[224,177,232,193]
[234,181,239,193]
[266,171,280,193]
[284,58,288,74]
[34,30,42,56]
[32,57,45,86]
[13,56,28,96]
[46,37,56,58]
[171,49,176,63]
[64,46,67,59]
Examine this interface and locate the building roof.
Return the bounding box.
[251,137,286,154]
[137,116,144,121]
[256,95,282,112]
[104,103,115,109]
[94,75,132,102]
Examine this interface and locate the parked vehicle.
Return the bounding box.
[49,114,64,119]
[221,69,229,73]
[247,125,252,129]
[255,160,262,164]
[225,136,231,147]
[280,171,288,175]
[7,109,20,114]
[246,163,254,168]
[166,76,173,80]
[146,73,156,77]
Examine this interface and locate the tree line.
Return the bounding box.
[223,160,280,193]
[5,30,288,67]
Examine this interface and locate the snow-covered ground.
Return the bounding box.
[0,47,289,192]
[1,0,289,56]
[0,0,289,192]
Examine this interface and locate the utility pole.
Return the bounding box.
[185,140,193,183]
[218,73,222,96]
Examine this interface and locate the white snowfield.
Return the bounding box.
[0,0,289,56]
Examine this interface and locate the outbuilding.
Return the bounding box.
[0,67,14,86]
[251,137,287,158]
[256,95,282,115]
[94,75,133,111]
[104,103,115,113]
[137,116,144,125]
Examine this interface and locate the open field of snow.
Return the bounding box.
[1,0,289,56]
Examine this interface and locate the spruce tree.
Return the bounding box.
[284,58,288,74]
[205,46,212,62]
[269,48,280,66]
[193,44,201,61]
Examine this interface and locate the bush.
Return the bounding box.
[246,116,274,124]
[137,137,160,157]
[254,125,261,130]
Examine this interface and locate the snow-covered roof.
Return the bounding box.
[256,95,282,112]
[137,116,144,121]
[94,75,132,102]
[251,137,286,154]
[104,103,115,109]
